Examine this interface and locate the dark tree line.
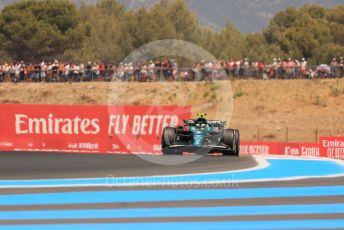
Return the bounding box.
[0,0,343,65]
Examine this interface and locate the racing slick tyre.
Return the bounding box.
[222,129,240,156]
[162,127,176,148]
[234,129,240,156]
[162,127,181,155]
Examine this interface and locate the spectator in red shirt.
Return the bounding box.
[258,62,264,79]
[99,63,105,80]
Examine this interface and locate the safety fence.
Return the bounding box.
[239,127,344,143]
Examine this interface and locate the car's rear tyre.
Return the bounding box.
[162,127,176,148]
[162,127,177,154]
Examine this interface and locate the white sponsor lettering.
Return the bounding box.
[91,119,100,134]
[68,143,78,149]
[112,144,120,150]
[15,113,181,137]
[335,148,344,155]
[322,140,344,148]
[132,115,141,135]
[78,142,99,150]
[155,115,163,134]
[334,148,344,159]
[15,114,28,134]
[327,147,344,159]
[0,142,13,147]
[15,114,100,135]
[108,115,129,135]
[241,145,269,155]
[153,144,162,151]
[141,115,149,135]
[301,146,320,157]
[61,119,73,134]
[284,146,299,156]
[129,115,179,136]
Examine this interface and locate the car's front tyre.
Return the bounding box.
[222,129,240,156]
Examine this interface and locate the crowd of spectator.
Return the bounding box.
[0,57,343,83]
[182,57,344,80]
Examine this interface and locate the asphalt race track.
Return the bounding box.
[0,151,343,229]
[0,151,257,180]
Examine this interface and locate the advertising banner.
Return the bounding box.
[0,104,191,154]
[0,104,342,159]
[320,136,344,159]
[240,141,342,159]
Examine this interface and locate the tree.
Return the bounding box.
[73,1,124,62]
[216,22,246,59]
[1,0,341,64]
[197,27,221,58]
[0,0,84,61]
[327,5,344,46]
[263,4,341,64]
[166,0,200,42]
[245,33,283,62]
[96,0,124,17]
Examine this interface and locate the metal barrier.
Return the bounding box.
[239,127,344,143]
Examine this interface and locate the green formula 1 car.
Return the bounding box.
[161,113,240,156]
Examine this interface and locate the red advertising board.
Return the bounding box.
[0,104,342,159]
[0,104,191,154]
[241,141,343,159]
[240,141,321,158]
[320,136,344,159]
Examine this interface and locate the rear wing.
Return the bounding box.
[183,119,226,127]
[207,120,226,127]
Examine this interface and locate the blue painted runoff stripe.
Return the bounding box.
[0,186,343,206]
[0,220,343,230]
[0,159,343,187]
[0,204,343,220]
